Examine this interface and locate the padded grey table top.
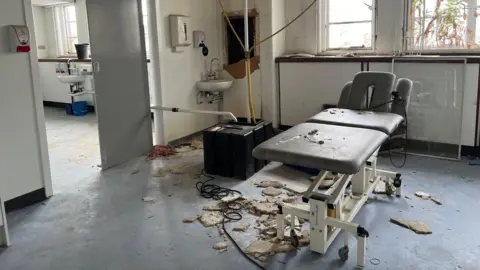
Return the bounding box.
[306,109,404,134]
[253,123,388,174]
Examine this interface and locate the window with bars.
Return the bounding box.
[407,0,480,50]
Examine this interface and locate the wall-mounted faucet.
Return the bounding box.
[207,58,221,80]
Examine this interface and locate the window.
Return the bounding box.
[141,0,150,57]
[407,0,480,50]
[63,5,78,54]
[52,4,78,56]
[322,0,376,50]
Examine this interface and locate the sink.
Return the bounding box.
[57,75,85,84]
[196,79,233,92]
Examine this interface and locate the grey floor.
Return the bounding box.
[0,107,479,270]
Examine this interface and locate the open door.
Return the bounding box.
[86,0,152,169]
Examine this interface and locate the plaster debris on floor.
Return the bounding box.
[254,180,285,189]
[262,187,283,196]
[415,191,431,199]
[142,196,156,203]
[233,224,249,232]
[199,212,224,227]
[390,218,432,234]
[213,242,228,250]
[182,164,316,262]
[183,216,199,223]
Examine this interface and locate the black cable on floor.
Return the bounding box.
[196,170,266,270]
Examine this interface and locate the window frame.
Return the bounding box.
[52,4,78,57]
[141,0,150,58]
[319,0,378,52]
[404,0,480,53]
[63,4,78,55]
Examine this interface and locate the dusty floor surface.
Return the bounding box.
[0,107,479,269]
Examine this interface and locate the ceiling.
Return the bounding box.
[32,0,74,6]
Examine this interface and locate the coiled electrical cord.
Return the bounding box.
[355,96,408,168]
[196,170,266,270]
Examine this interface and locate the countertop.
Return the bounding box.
[39,58,151,63]
[39,58,92,63]
[276,54,480,64]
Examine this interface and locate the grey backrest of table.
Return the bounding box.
[344,72,396,112]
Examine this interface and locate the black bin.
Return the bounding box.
[74,43,90,59]
[203,119,273,180]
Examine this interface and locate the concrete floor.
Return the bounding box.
[0,107,479,270]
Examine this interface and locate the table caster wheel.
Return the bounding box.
[338,246,349,262]
[393,179,402,188]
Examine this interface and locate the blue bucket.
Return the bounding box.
[72,101,88,116]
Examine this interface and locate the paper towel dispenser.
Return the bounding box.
[169,15,192,47]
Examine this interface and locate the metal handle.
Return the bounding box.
[93,62,100,73]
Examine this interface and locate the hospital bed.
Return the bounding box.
[253,72,412,267]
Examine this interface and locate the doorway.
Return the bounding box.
[28,0,153,192]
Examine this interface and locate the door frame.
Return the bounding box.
[23,0,53,198]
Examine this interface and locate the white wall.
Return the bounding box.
[32,6,48,58]
[0,0,50,201]
[157,0,223,142]
[285,0,318,54]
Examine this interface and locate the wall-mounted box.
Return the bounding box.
[169,15,192,47]
[9,25,31,53]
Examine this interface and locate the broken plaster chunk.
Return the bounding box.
[266,197,282,204]
[252,202,278,214]
[390,218,432,234]
[282,197,297,204]
[199,212,224,227]
[286,191,296,197]
[255,180,285,189]
[142,196,156,203]
[221,194,242,203]
[262,187,283,197]
[415,191,431,200]
[182,216,199,223]
[233,223,250,232]
[216,224,225,236]
[258,215,270,223]
[272,243,297,253]
[245,240,275,255]
[202,202,225,211]
[430,196,442,205]
[255,255,269,262]
[213,242,228,250]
